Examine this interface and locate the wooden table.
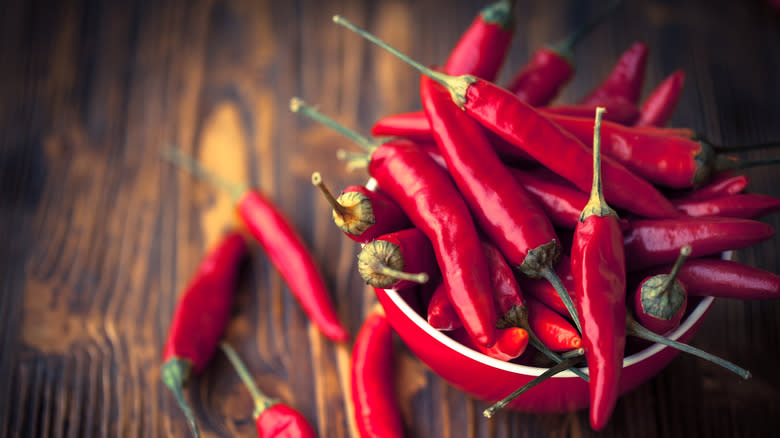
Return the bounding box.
[2,0,779,436]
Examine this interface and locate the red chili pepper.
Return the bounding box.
[673,193,780,219]
[672,173,750,202]
[450,326,529,361]
[548,113,780,188]
[220,343,317,438]
[525,296,582,352]
[444,0,515,81]
[162,149,350,342]
[632,246,691,335]
[427,281,461,331]
[579,41,649,106]
[352,306,404,438]
[570,108,626,430]
[634,69,686,127]
[331,21,679,219]
[291,99,497,347]
[516,254,574,318]
[623,217,775,271]
[540,97,639,125]
[162,232,247,438]
[421,72,581,332]
[507,167,587,230]
[356,228,436,290]
[311,172,410,243]
[634,258,780,300]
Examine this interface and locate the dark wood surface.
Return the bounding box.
[2,0,780,436]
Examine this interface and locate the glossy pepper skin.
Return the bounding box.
[580,41,649,105]
[323,182,411,243]
[427,282,461,330]
[634,69,686,127]
[506,48,574,106]
[672,173,749,202]
[525,297,582,352]
[673,193,780,219]
[462,79,680,219]
[541,98,639,125]
[635,258,780,300]
[352,306,404,438]
[450,326,529,361]
[356,227,437,290]
[571,108,626,430]
[623,217,775,271]
[508,168,587,230]
[444,0,515,82]
[370,140,497,347]
[632,247,691,335]
[516,255,575,318]
[162,232,247,438]
[238,191,350,342]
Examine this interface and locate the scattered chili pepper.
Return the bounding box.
[673,193,780,219]
[356,228,435,290]
[633,245,691,335]
[671,173,749,202]
[162,148,350,342]
[220,343,317,438]
[311,172,411,243]
[634,69,686,127]
[548,112,780,188]
[579,41,649,106]
[450,326,529,361]
[332,16,682,219]
[162,232,247,438]
[623,216,775,271]
[421,72,581,333]
[634,258,780,300]
[352,306,404,438]
[525,296,582,352]
[291,99,497,347]
[444,0,515,81]
[570,108,626,430]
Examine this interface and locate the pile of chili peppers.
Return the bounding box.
[285,0,779,432]
[159,1,780,435]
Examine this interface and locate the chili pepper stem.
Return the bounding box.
[625,317,751,379]
[580,107,616,220]
[311,172,352,219]
[547,0,623,59]
[161,358,201,438]
[483,355,583,418]
[657,245,692,297]
[561,348,586,360]
[290,97,377,152]
[219,342,278,417]
[332,15,476,108]
[161,147,247,201]
[539,267,582,333]
[371,262,429,283]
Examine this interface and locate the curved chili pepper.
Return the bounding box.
[331,21,680,219]
[632,245,691,335]
[671,173,749,202]
[516,254,574,318]
[548,113,780,188]
[525,297,581,352]
[421,73,581,332]
[570,108,626,430]
[162,232,247,438]
[311,172,410,243]
[162,149,350,342]
[356,228,436,290]
[507,167,587,230]
[427,281,460,330]
[541,97,639,125]
[352,306,404,438]
[444,0,515,81]
[673,193,780,219]
[579,41,648,106]
[623,217,775,271]
[220,343,317,438]
[291,99,496,347]
[634,258,780,300]
[634,69,686,127]
[450,326,529,361]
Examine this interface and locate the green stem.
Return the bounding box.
[332,15,476,107]
[561,348,586,360]
[483,355,583,418]
[626,317,751,379]
[370,262,429,284]
[658,245,691,296]
[548,0,623,59]
[539,267,582,334]
[290,97,377,153]
[220,342,277,417]
[512,307,587,381]
[161,147,246,201]
[161,359,201,438]
[311,172,351,219]
[580,107,615,219]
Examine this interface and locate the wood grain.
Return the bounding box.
[1,0,779,436]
